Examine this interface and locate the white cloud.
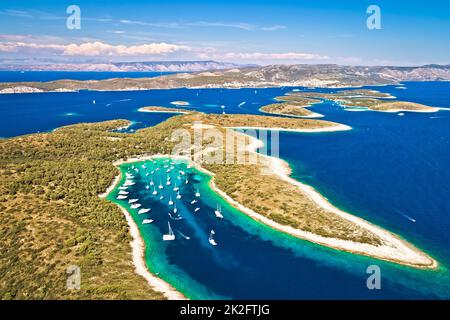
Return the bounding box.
[199,51,329,61]
[0,41,189,56]
[119,19,182,29]
[261,25,287,31]
[186,21,255,30]
[0,9,33,18]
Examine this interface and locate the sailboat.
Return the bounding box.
[145,185,150,190]
[162,222,175,241]
[159,195,164,200]
[130,203,141,209]
[123,180,135,186]
[194,207,200,213]
[116,195,128,200]
[173,183,179,192]
[142,219,153,225]
[152,187,158,195]
[214,204,224,219]
[138,208,151,214]
[173,205,178,214]
[195,188,200,197]
[158,181,164,189]
[190,199,197,205]
[128,199,139,204]
[119,190,129,195]
[150,178,154,186]
[176,192,182,200]
[169,211,183,220]
[185,177,189,184]
[208,230,217,246]
[168,197,174,206]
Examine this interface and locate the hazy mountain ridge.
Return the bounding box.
[238,64,450,85]
[1,64,449,93]
[0,60,245,72]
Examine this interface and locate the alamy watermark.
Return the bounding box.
[66,265,81,290]
[366,265,381,290]
[367,5,382,30]
[66,5,81,30]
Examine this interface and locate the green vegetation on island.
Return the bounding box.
[139,106,193,114]
[281,89,439,113]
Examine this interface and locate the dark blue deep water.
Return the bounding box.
[0,71,174,83]
[1,79,449,299]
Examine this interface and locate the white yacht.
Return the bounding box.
[128,199,139,204]
[208,230,217,246]
[214,204,224,219]
[130,203,141,209]
[162,222,175,241]
[138,208,151,214]
[142,219,153,224]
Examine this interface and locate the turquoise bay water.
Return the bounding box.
[1,79,449,298]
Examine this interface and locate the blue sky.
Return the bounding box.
[0,0,449,65]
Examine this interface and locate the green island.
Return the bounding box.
[139,106,193,114]
[0,111,437,299]
[260,94,322,118]
[281,89,440,113]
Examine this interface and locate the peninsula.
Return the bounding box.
[0,110,437,300]
[260,95,323,118]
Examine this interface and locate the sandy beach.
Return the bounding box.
[226,123,352,133]
[138,107,190,114]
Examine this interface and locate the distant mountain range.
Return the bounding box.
[1,64,449,94]
[0,60,249,72]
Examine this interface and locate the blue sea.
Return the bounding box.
[1,78,449,299]
[0,71,174,83]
